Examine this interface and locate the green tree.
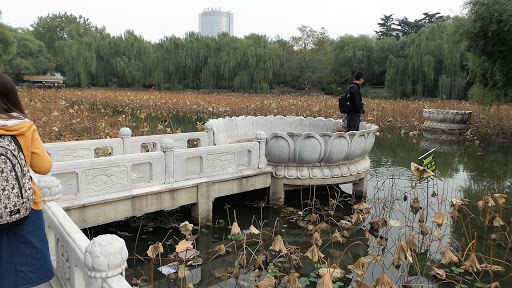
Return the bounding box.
[0,23,16,69]
[331,35,375,84]
[458,0,512,103]
[4,28,55,82]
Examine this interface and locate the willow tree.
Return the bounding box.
[385,21,468,99]
[331,35,375,84]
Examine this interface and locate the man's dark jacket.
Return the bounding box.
[348,83,364,115]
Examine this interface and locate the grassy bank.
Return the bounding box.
[20,89,512,143]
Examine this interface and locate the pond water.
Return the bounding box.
[86,126,512,288]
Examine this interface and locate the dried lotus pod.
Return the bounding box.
[230,222,241,235]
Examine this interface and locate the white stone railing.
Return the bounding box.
[42,138,264,202]
[39,176,131,288]
[205,116,379,180]
[44,128,210,163]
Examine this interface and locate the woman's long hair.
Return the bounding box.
[0,72,26,119]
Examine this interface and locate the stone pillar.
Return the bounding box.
[204,121,214,146]
[39,176,62,203]
[269,177,285,206]
[255,131,267,169]
[84,234,128,288]
[160,139,175,184]
[119,127,132,155]
[352,174,368,198]
[191,182,213,224]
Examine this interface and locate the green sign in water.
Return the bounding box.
[419,148,436,172]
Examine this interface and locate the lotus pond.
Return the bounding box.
[86,130,512,288]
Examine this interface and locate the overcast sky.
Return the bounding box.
[1,0,466,43]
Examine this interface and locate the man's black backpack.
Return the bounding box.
[0,135,34,230]
[339,84,355,114]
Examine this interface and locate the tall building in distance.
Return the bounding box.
[199,8,233,37]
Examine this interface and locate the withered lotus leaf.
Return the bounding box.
[257,274,276,288]
[179,221,194,236]
[215,244,226,255]
[249,225,261,235]
[284,273,301,288]
[440,248,459,264]
[430,211,448,226]
[312,231,322,246]
[371,273,395,288]
[392,241,413,268]
[147,242,163,259]
[305,244,324,262]
[319,264,345,281]
[348,257,367,278]
[353,202,371,214]
[270,235,286,252]
[317,272,333,288]
[430,266,446,280]
[175,240,193,253]
[406,233,417,253]
[462,253,481,273]
[411,162,435,178]
[230,222,241,235]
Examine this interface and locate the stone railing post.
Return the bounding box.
[160,138,175,184]
[39,176,62,203]
[255,131,267,169]
[84,234,128,288]
[119,127,132,155]
[204,122,214,146]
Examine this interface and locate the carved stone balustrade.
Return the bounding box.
[205,116,379,203]
[422,109,472,141]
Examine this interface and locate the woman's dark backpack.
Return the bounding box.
[339,84,355,114]
[0,135,33,230]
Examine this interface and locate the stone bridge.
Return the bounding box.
[35,115,378,287]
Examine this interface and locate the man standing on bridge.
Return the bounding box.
[346,71,365,132]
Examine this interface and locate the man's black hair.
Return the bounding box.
[354,71,365,81]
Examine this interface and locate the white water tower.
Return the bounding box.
[199,8,233,37]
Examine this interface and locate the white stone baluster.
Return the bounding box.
[39,176,62,202]
[84,234,128,288]
[255,131,267,169]
[119,127,132,155]
[204,121,214,146]
[161,138,175,184]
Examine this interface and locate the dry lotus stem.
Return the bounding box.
[231,266,240,279]
[270,235,286,252]
[230,222,241,235]
[371,273,395,288]
[179,221,193,236]
[305,244,324,262]
[430,210,448,226]
[440,248,459,264]
[348,257,367,278]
